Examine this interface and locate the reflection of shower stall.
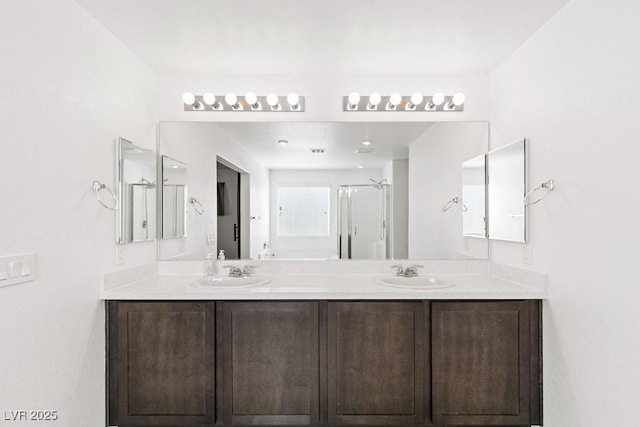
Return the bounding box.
[338,182,391,259]
[127,178,156,242]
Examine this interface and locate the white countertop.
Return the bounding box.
[100,271,545,300]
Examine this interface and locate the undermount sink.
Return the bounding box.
[375,276,454,289]
[192,276,270,289]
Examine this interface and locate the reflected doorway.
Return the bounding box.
[217,162,241,259]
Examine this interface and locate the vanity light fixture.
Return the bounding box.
[182,92,305,112]
[347,92,361,110]
[266,93,281,111]
[225,93,242,110]
[202,92,222,110]
[342,92,464,112]
[387,93,402,110]
[182,92,203,110]
[406,92,424,110]
[367,93,382,110]
[446,93,466,110]
[245,92,261,110]
[287,92,300,110]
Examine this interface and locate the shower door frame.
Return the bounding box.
[337,184,391,260]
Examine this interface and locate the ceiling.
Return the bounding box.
[211,121,435,169]
[75,0,569,74]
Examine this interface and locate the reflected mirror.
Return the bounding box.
[158,121,489,261]
[161,156,187,239]
[462,155,487,238]
[487,138,527,242]
[116,137,157,244]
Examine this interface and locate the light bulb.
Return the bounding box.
[361,140,372,146]
[287,92,299,107]
[245,92,258,106]
[368,92,382,107]
[182,92,196,105]
[431,92,445,106]
[389,92,402,106]
[452,93,465,106]
[266,93,279,107]
[358,165,364,169]
[348,92,360,108]
[410,92,424,106]
[225,93,238,106]
[202,92,217,106]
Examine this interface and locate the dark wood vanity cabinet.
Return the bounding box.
[107,301,215,426]
[431,301,542,426]
[219,302,320,425]
[328,302,425,425]
[107,300,541,427]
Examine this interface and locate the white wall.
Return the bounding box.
[408,122,489,259]
[0,0,158,425]
[383,160,409,259]
[270,169,382,259]
[158,122,269,260]
[488,0,640,425]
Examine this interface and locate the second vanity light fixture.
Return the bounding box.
[343,92,465,112]
[182,92,305,112]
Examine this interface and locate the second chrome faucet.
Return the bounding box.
[391,264,424,277]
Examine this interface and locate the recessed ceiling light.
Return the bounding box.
[358,165,364,169]
[278,139,288,145]
[361,140,372,146]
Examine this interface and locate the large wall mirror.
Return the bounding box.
[487,138,527,242]
[116,137,157,244]
[157,121,489,261]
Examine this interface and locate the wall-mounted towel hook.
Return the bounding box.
[523,179,555,205]
[188,197,205,215]
[442,196,467,212]
[92,180,118,210]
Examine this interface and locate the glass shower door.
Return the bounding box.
[338,185,389,259]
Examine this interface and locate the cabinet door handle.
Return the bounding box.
[233,224,239,241]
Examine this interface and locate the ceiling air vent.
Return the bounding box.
[310,148,326,154]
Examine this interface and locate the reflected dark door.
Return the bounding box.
[217,162,240,259]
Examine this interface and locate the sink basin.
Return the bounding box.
[375,276,454,289]
[192,276,270,289]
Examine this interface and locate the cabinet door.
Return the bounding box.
[431,301,535,425]
[108,301,215,426]
[221,302,319,425]
[328,302,425,425]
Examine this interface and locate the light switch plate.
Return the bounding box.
[0,253,36,288]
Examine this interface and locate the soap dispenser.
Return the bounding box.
[217,250,225,261]
[204,253,215,277]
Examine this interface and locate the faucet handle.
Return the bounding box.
[242,265,256,274]
[391,264,404,275]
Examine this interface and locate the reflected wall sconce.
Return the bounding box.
[182,92,305,112]
[342,92,465,112]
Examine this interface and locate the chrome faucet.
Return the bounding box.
[223,265,257,277]
[223,265,244,277]
[391,264,424,277]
